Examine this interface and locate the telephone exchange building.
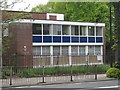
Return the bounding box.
[3,11,105,67]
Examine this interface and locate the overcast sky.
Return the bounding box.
[7,0,49,12]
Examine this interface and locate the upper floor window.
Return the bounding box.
[43,24,51,35]
[80,26,86,36]
[33,24,42,34]
[71,26,79,35]
[62,25,70,35]
[96,27,102,36]
[88,26,94,36]
[53,24,61,35]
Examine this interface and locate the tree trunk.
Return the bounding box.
[113,2,120,69]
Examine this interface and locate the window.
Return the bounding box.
[53,46,60,56]
[43,24,50,35]
[49,15,56,20]
[62,25,70,35]
[95,46,101,55]
[88,46,94,55]
[61,46,69,55]
[33,24,42,34]
[42,46,50,55]
[33,46,41,55]
[71,26,79,35]
[75,26,79,35]
[53,24,61,35]
[71,46,78,56]
[80,26,86,36]
[88,26,94,36]
[79,46,86,55]
[96,27,102,36]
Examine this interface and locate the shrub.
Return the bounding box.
[106,68,120,79]
[2,64,110,78]
[113,62,120,69]
[97,64,110,73]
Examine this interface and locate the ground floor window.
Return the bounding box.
[53,46,60,56]
[88,46,101,55]
[33,46,41,55]
[79,46,86,55]
[71,46,78,56]
[42,46,50,55]
[61,46,69,56]
[33,45,102,56]
[95,46,101,55]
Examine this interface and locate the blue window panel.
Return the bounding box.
[88,37,95,43]
[80,37,87,43]
[62,36,70,42]
[53,36,61,42]
[71,37,79,43]
[43,36,52,43]
[32,36,42,43]
[96,37,103,43]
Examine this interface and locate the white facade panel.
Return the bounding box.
[33,43,103,46]
[16,19,105,27]
[47,13,64,20]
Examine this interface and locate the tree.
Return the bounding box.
[32,2,55,12]
[113,2,120,69]
[1,0,31,54]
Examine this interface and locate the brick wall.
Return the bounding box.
[8,23,33,67]
[32,13,47,20]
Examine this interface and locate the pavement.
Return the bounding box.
[1,74,115,88]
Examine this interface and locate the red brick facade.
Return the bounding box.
[8,23,33,67]
[32,13,47,20]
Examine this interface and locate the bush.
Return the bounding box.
[97,64,110,73]
[113,62,120,69]
[2,64,110,78]
[106,68,120,79]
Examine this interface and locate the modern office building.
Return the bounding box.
[3,11,105,67]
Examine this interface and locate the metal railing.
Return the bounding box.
[1,54,105,87]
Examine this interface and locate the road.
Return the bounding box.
[2,80,120,90]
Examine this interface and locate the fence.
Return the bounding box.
[1,55,106,87]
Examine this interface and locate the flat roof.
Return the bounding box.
[16,19,105,26]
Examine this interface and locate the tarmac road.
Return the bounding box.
[2,79,120,90]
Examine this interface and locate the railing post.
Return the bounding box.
[95,65,97,80]
[10,66,12,85]
[42,66,45,83]
[86,54,89,75]
[70,65,73,81]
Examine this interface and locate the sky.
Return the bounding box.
[5,0,120,12]
[7,0,49,12]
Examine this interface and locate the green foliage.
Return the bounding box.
[106,68,120,79]
[32,2,55,12]
[113,62,120,69]
[2,67,11,79]
[97,64,110,73]
[3,64,110,78]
